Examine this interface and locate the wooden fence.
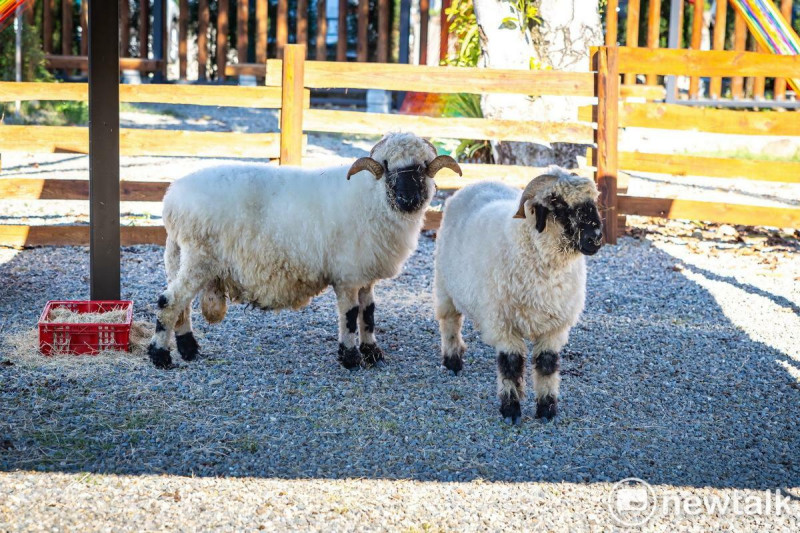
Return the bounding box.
[606,0,799,103]
[1,44,800,248]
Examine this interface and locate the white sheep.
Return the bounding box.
[433,167,603,424]
[148,132,461,369]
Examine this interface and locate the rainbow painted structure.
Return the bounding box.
[0,0,32,30]
[730,0,800,93]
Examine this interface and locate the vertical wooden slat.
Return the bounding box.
[688,0,704,98]
[645,0,661,85]
[217,0,229,80]
[624,0,640,84]
[277,0,288,58]
[257,0,268,64]
[774,0,794,100]
[280,44,305,165]
[708,0,727,98]
[595,46,619,245]
[315,0,328,61]
[336,0,347,61]
[139,0,149,59]
[357,0,368,62]
[62,0,73,61]
[606,0,618,45]
[439,0,450,63]
[198,0,209,79]
[297,0,308,46]
[80,0,88,57]
[179,0,188,79]
[731,10,746,99]
[379,0,390,62]
[44,0,54,54]
[753,42,765,100]
[89,0,121,299]
[419,0,429,65]
[120,0,130,57]
[237,0,249,63]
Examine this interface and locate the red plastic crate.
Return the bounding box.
[38,300,134,355]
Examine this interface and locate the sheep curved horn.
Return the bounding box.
[347,157,384,180]
[426,155,462,178]
[513,174,559,219]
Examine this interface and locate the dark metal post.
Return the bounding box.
[395,0,412,108]
[153,0,166,82]
[89,0,121,299]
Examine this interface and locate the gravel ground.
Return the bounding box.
[1,224,799,530]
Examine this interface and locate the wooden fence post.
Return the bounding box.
[595,46,619,245]
[217,0,229,81]
[280,44,306,165]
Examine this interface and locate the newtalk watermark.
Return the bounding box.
[609,478,797,527]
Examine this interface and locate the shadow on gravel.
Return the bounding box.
[1,237,798,490]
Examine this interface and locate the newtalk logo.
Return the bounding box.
[608,478,795,527]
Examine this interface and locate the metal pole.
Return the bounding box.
[14,7,22,116]
[89,0,121,299]
[396,0,412,108]
[665,0,682,103]
[153,0,166,82]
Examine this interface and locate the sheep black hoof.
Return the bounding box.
[148,343,173,369]
[535,396,558,421]
[500,399,522,425]
[442,354,464,376]
[360,343,384,368]
[176,332,199,361]
[338,343,362,371]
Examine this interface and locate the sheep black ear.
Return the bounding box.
[534,204,549,233]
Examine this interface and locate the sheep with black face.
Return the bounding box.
[147,132,461,370]
[433,167,602,424]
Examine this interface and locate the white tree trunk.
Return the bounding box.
[473,0,602,167]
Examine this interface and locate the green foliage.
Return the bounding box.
[441,93,493,164]
[443,0,481,67]
[55,101,88,125]
[500,0,541,32]
[0,20,51,82]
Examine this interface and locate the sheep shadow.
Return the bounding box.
[0,237,798,491]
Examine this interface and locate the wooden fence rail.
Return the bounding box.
[2,45,800,249]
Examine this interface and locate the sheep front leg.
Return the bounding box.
[358,285,384,368]
[334,285,362,370]
[532,329,568,421]
[495,340,527,425]
[435,290,466,375]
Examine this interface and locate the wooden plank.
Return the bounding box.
[0,82,290,109]
[337,0,347,61]
[606,0,618,45]
[179,0,188,79]
[379,0,390,63]
[0,126,284,158]
[256,0,268,64]
[276,0,288,57]
[0,226,168,247]
[198,0,209,79]
[44,0,54,54]
[315,0,327,61]
[422,211,442,231]
[303,109,595,143]
[434,164,555,189]
[620,83,665,100]
[225,62,266,76]
[357,0,368,62]
[602,46,800,78]
[595,46,619,244]
[615,103,800,136]
[280,45,306,165]
[615,151,800,183]
[266,60,595,96]
[618,195,800,228]
[120,0,130,57]
[688,0,704,98]
[708,0,727,99]
[438,0,450,62]
[139,0,149,59]
[297,0,309,45]
[732,10,746,98]
[217,0,229,80]
[420,0,430,65]
[645,0,661,85]
[624,0,640,84]
[0,178,169,201]
[774,0,794,100]
[45,55,163,71]
[237,0,249,64]
[62,0,73,57]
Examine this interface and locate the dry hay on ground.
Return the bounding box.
[44,307,128,324]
